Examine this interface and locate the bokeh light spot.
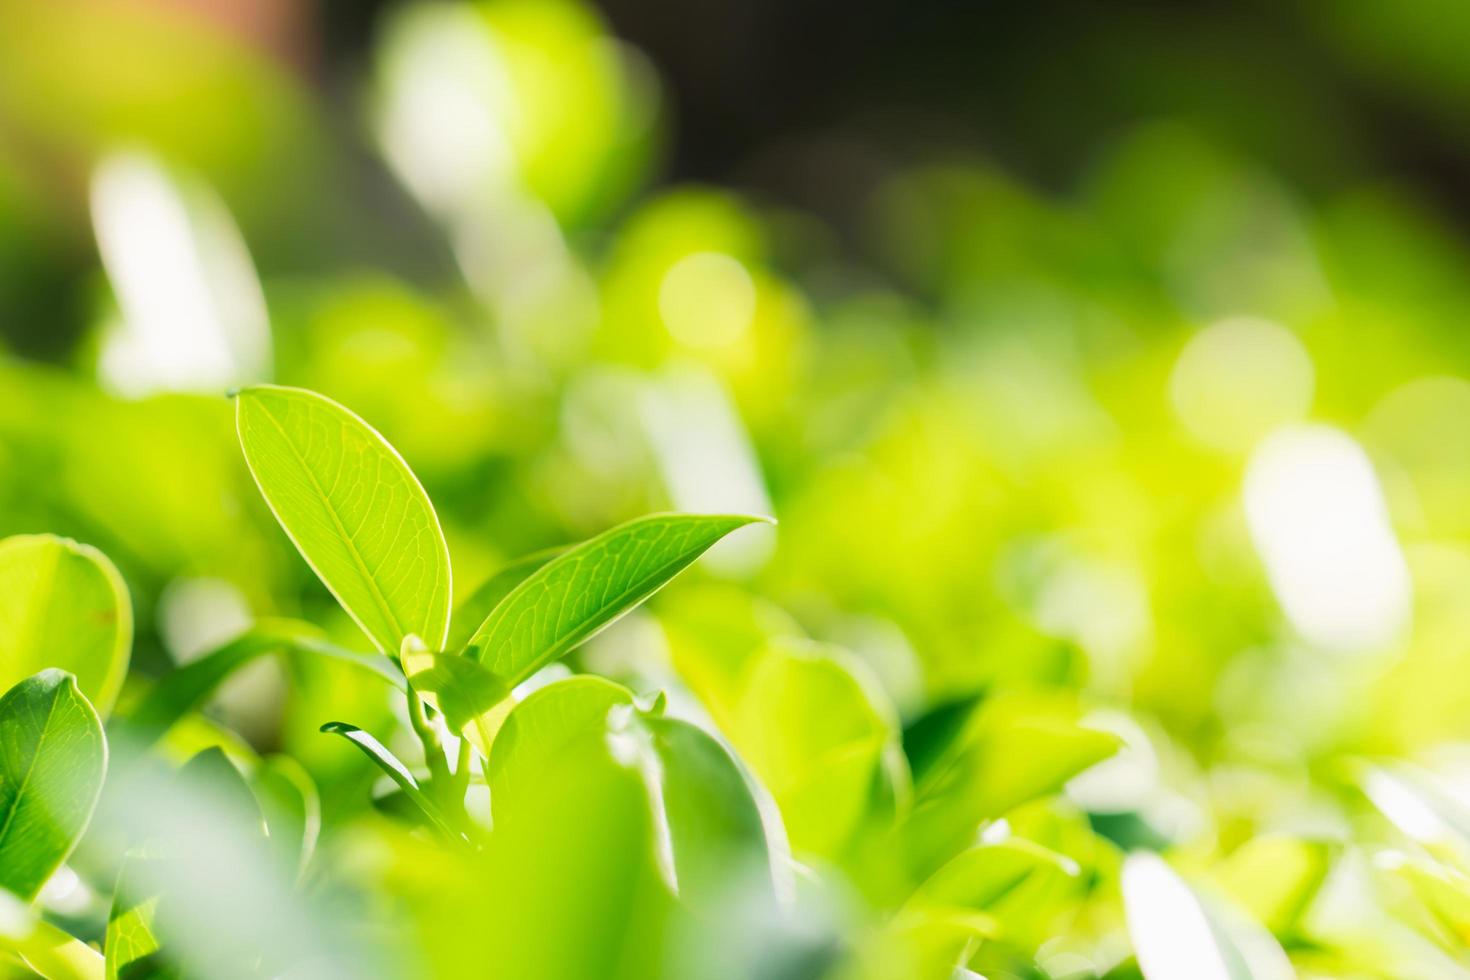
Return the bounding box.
[1244,425,1411,654]
[1169,316,1313,452]
[657,251,756,349]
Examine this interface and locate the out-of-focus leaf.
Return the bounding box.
[900,692,983,786]
[0,534,131,717]
[1122,851,1292,980]
[446,548,561,653]
[117,621,404,749]
[250,755,320,882]
[487,676,634,816]
[371,788,428,830]
[234,384,452,655]
[912,837,1081,932]
[905,694,1120,874]
[102,749,370,977]
[177,747,267,840]
[1361,763,1470,852]
[726,639,898,860]
[838,909,991,980]
[319,722,459,840]
[104,749,266,980]
[104,853,168,980]
[0,670,107,901]
[465,513,770,686]
[661,585,803,733]
[635,715,777,905]
[0,887,104,980]
[400,638,510,759]
[1212,835,1331,934]
[1380,851,1470,948]
[490,676,778,907]
[474,684,673,980]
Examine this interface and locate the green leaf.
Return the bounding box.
[0,887,105,980]
[401,640,510,759]
[661,584,803,735]
[478,678,673,980]
[446,548,562,653]
[465,513,770,686]
[487,676,635,819]
[371,788,429,830]
[318,721,460,840]
[102,751,286,980]
[234,385,452,655]
[1381,851,1470,948]
[726,639,898,860]
[116,622,405,749]
[490,677,780,905]
[909,838,1081,949]
[634,715,776,905]
[0,670,108,901]
[113,632,278,749]
[483,749,672,980]
[177,748,267,841]
[904,693,1120,874]
[0,534,131,718]
[1211,835,1331,934]
[900,692,983,786]
[104,854,168,980]
[250,756,320,883]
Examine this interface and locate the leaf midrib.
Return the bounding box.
[254,401,406,648]
[0,683,63,866]
[482,523,734,681]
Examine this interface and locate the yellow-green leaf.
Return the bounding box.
[465,513,769,686]
[0,534,130,718]
[0,670,108,901]
[234,385,451,655]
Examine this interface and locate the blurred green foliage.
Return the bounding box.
[6,0,1470,977]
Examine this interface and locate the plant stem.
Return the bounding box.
[449,738,473,819]
[407,690,450,790]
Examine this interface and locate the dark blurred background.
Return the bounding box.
[10,0,1470,364]
[338,0,1470,218]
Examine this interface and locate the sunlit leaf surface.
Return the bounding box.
[465,513,768,685]
[0,670,107,901]
[0,534,131,717]
[235,385,451,655]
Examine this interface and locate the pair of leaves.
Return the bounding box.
[0,534,131,718]
[238,384,768,829]
[0,670,108,903]
[236,384,767,688]
[488,676,777,905]
[402,509,762,762]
